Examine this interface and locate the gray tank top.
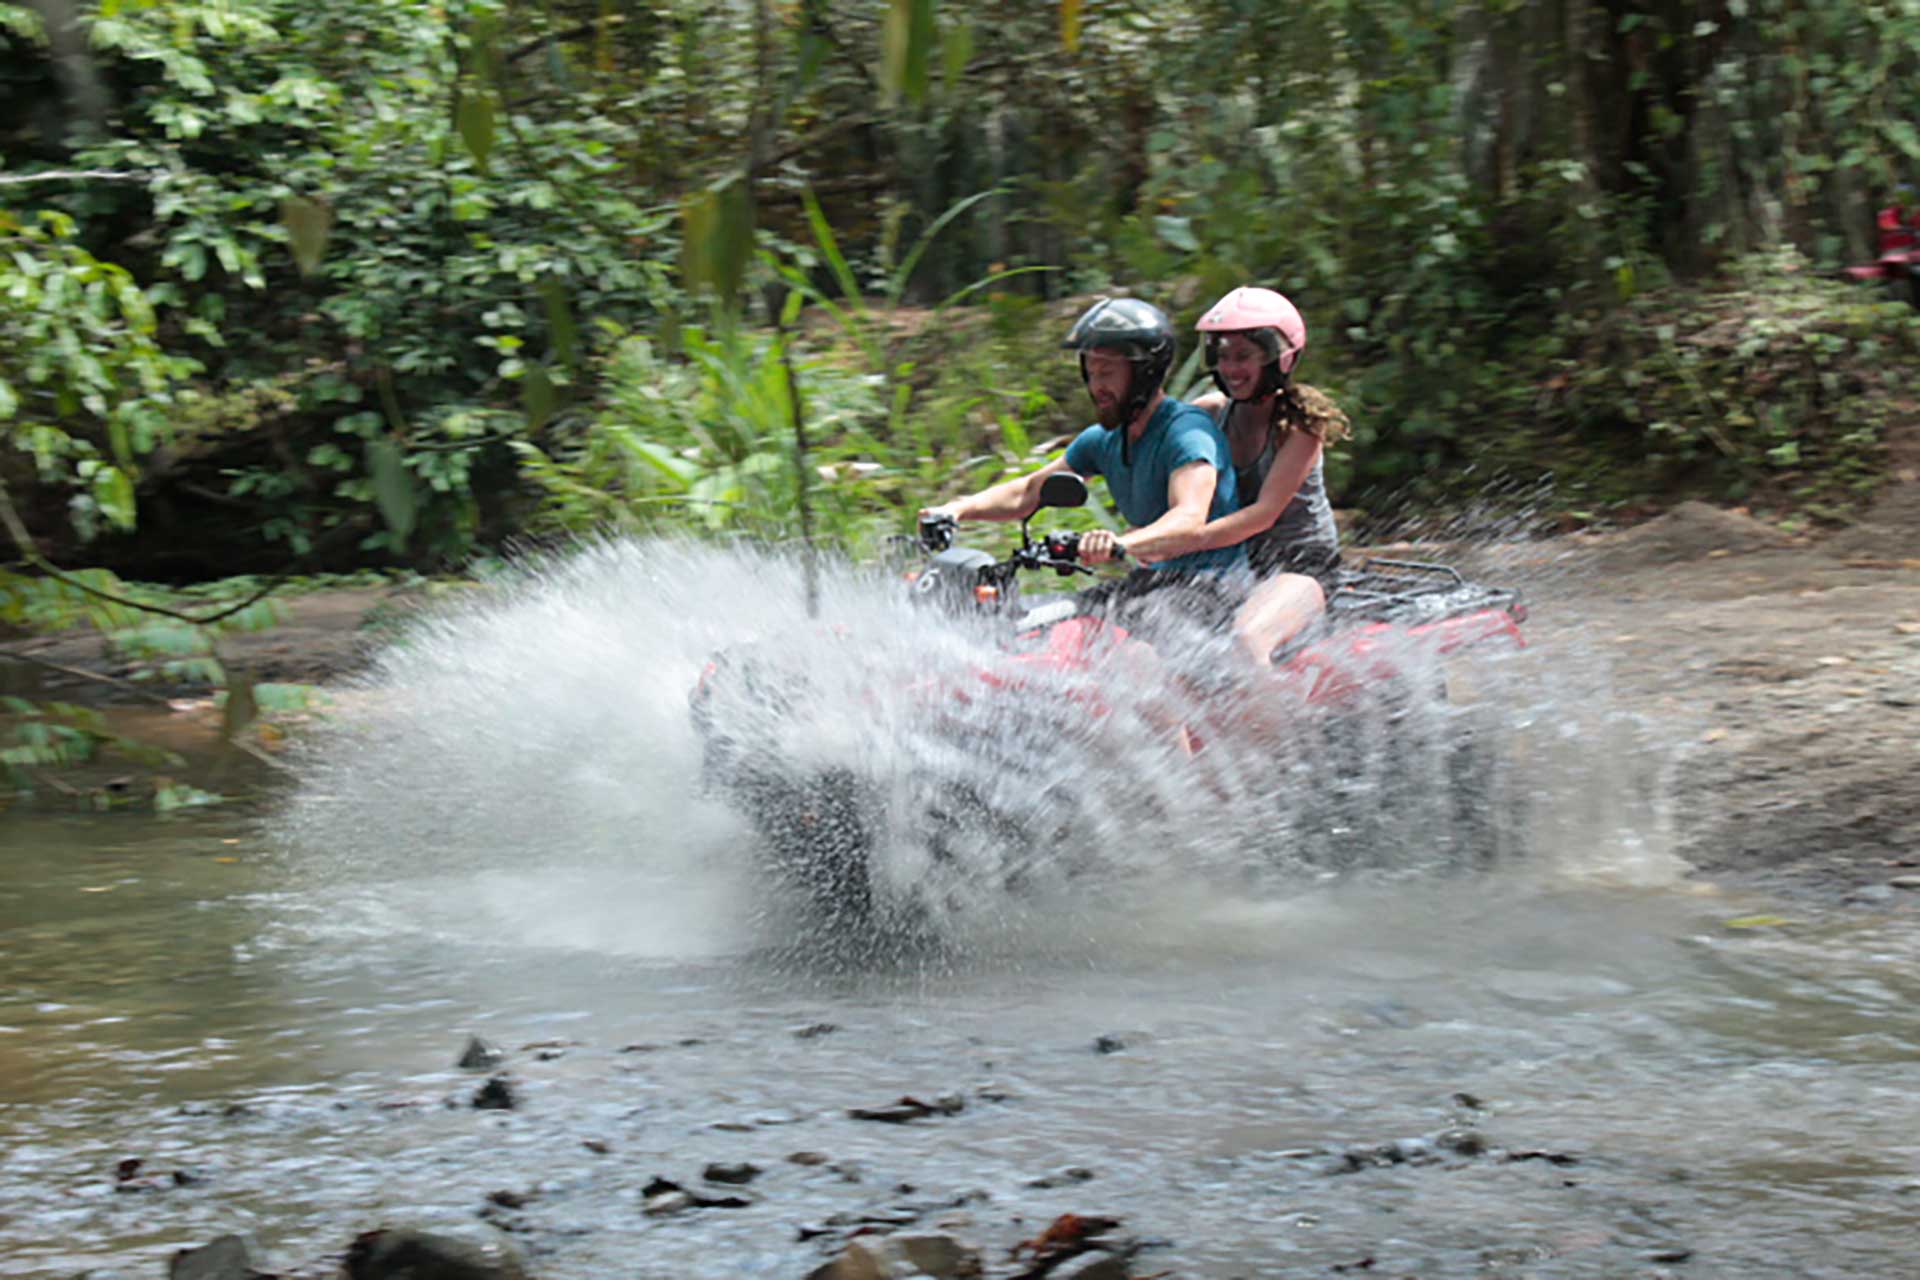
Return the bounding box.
[1219,404,1339,571]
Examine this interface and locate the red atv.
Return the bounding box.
[1843,203,1920,308]
[688,474,1528,929]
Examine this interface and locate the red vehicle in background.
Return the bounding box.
[1843,203,1920,307]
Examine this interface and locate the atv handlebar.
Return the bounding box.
[919,512,959,553]
[917,516,1122,575]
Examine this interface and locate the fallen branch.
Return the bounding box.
[0,473,362,627]
[0,647,174,707]
[0,169,157,186]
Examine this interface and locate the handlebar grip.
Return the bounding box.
[1049,531,1126,564]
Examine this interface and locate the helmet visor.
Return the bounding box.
[1204,330,1283,370]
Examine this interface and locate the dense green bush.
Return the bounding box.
[1523,250,1920,521]
[2,0,1916,574]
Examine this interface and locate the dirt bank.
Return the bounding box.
[1529,497,1920,906]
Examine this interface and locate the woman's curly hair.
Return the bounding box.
[1273,382,1351,445]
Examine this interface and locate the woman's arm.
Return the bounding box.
[1132,431,1322,561]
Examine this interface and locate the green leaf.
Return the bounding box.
[883,0,935,105]
[618,437,699,489]
[542,280,578,367]
[456,89,495,175]
[522,363,555,429]
[942,21,974,88]
[280,196,333,278]
[252,682,321,712]
[1154,215,1198,253]
[154,782,223,811]
[93,465,137,531]
[1885,119,1920,161]
[681,180,755,304]
[365,439,417,547]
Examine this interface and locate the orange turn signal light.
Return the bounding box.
[974,584,999,603]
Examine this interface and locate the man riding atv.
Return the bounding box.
[919,297,1245,639]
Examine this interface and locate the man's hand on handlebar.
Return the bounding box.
[1078,529,1131,567]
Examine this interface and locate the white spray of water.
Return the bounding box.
[275,535,1685,965]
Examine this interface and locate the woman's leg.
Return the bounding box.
[1233,571,1326,667]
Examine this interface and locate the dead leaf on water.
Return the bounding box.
[1724,915,1792,930]
[213,857,239,864]
[1896,623,1920,636]
[1816,656,1851,666]
[79,886,116,894]
[1701,727,1730,742]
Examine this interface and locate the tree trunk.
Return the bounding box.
[24,0,110,148]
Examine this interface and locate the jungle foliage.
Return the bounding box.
[1,0,1917,577]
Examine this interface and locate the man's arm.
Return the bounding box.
[922,457,1074,523]
[1114,460,1218,561]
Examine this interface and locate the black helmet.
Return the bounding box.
[1063,297,1176,440]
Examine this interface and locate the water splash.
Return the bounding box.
[276,535,1683,967]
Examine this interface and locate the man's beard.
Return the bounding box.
[1094,397,1128,431]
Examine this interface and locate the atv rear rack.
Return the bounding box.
[1327,557,1525,625]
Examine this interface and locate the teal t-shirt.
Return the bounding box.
[1062,398,1245,575]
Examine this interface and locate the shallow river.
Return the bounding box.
[6,543,1919,1278]
[5,805,1920,1279]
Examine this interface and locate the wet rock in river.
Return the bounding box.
[640,1175,754,1211]
[344,1228,528,1280]
[471,1074,519,1111]
[848,1094,966,1123]
[1026,1166,1096,1189]
[804,1233,984,1280]
[704,1160,761,1184]
[1044,1252,1129,1280]
[642,1189,693,1216]
[169,1235,261,1280]
[457,1036,506,1071]
[1091,1034,1126,1055]
[789,1151,830,1166]
[794,1021,842,1039]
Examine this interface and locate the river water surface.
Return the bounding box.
[5,543,1919,1278]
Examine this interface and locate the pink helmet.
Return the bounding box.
[1196,286,1306,400]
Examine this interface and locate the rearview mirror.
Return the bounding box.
[1037,472,1088,510]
